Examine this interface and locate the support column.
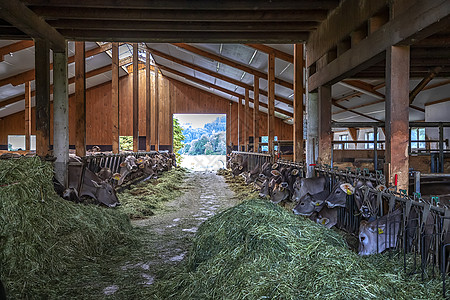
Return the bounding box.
[24,81,31,150]
[253,76,259,153]
[111,42,119,153]
[34,39,51,157]
[306,92,319,177]
[385,45,410,191]
[244,88,249,151]
[318,85,332,165]
[294,44,304,162]
[268,52,275,154]
[74,41,86,157]
[154,67,159,151]
[237,96,241,150]
[145,51,152,152]
[228,102,232,151]
[53,43,69,186]
[132,43,139,152]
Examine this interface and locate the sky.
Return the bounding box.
[174,114,225,129]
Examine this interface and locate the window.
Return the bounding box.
[338,134,348,150]
[365,132,380,149]
[411,128,426,149]
[7,135,36,151]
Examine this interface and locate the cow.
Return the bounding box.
[292,176,328,203]
[68,156,120,207]
[313,206,338,229]
[324,182,355,208]
[358,208,402,255]
[292,189,330,216]
[117,155,138,185]
[97,167,113,182]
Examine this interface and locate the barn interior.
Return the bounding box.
[0,0,450,299]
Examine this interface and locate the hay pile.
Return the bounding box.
[0,157,133,299]
[118,167,187,218]
[217,168,259,200]
[155,199,442,299]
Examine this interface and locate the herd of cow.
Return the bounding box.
[227,152,450,263]
[0,151,176,209]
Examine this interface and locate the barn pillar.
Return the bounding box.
[34,39,51,157]
[293,44,304,162]
[244,88,249,151]
[385,45,410,191]
[154,67,160,151]
[53,43,69,186]
[111,42,119,154]
[145,51,152,152]
[253,76,260,152]
[74,41,86,157]
[268,52,275,154]
[24,81,31,150]
[306,92,319,177]
[237,96,241,150]
[318,85,332,165]
[132,43,139,152]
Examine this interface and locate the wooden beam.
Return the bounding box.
[424,97,450,107]
[293,44,304,162]
[25,0,339,10]
[32,6,328,21]
[268,52,275,154]
[132,43,139,152]
[253,76,260,152]
[409,66,442,104]
[0,0,65,51]
[237,96,241,149]
[245,44,294,63]
[308,0,450,91]
[0,43,112,88]
[154,67,159,151]
[74,41,86,157]
[158,63,293,117]
[145,50,151,152]
[332,100,382,122]
[49,19,319,32]
[111,42,119,154]
[244,88,249,151]
[385,45,410,190]
[0,40,34,62]
[340,79,385,99]
[172,43,294,90]
[147,45,294,107]
[34,39,50,156]
[24,81,31,150]
[318,86,332,164]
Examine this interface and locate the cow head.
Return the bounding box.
[91,180,120,208]
[325,182,354,208]
[270,181,290,204]
[292,193,324,216]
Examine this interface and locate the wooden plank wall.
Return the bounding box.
[0,69,293,150]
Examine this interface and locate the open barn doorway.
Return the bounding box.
[173,114,227,171]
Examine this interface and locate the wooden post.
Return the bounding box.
[145,51,152,152]
[268,52,275,154]
[237,96,241,150]
[111,42,119,153]
[132,43,139,152]
[154,67,159,151]
[53,44,69,186]
[253,76,259,152]
[294,44,304,162]
[24,81,31,150]
[306,92,319,177]
[74,41,86,157]
[228,101,232,151]
[318,85,332,165]
[244,88,249,151]
[385,45,410,191]
[34,39,50,157]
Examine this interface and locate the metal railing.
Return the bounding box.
[231,151,273,172]
[84,151,158,174]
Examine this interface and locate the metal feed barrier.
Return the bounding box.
[231,151,273,172]
[84,151,160,174]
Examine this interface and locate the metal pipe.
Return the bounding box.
[439,123,444,173]
[374,125,378,170]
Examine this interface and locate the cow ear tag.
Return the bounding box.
[137,158,144,163]
[320,218,329,225]
[139,164,145,169]
[340,183,354,195]
[291,169,299,176]
[378,228,384,234]
[120,162,127,167]
[112,173,121,180]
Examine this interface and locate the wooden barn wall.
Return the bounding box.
[0,69,293,151]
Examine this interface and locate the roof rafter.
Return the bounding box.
[332,99,382,122]
[0,40,34,62]
[245,44,294,63]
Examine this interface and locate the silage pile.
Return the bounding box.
[0,157,134,299]
[118,167,187,218]
[156,199,442,299]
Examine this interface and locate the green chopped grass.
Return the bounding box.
[0,157,134,299]
[153,199,444,300]
[117,167,188,218]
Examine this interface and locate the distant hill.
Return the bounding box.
[179,116,226,155]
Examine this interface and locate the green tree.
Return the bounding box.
[119,136,133,151]
[173,118,186,164]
